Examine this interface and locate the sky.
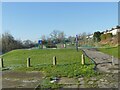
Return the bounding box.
[2,2,118,41]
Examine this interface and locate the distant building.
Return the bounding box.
[86,34,93,39]
[86,25,120,39]
[103,25,120,35]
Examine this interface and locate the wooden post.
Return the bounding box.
[0,58,4,68]
[64,44,66,48]
[53,56,57,65]
[81,54,85,65]
[27,57,31,67]
[112,56,114,65]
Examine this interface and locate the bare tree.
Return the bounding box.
[78,32,87,46]
[58,31,66,43]
[50,30,66,43]
[2,32,23,53]
[68,36,75,44]
[23,40,34,48]
[50,30,60,41]
[41,35,46,41]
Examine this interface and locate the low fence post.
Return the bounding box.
[27,57,31,67]
[112,56,114,65]
[64,44,66,48]
[53,56,57,65]
[0,58,4,68]
[81,54,85,65]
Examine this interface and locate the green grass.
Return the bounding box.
[1,49,97,89]
[98,45,119,59]
[2,49,96,77]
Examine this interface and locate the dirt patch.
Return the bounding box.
[2,71,44,89]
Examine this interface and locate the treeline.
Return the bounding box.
[41,31,93,47]
[1,32,35,53]
[0,31,88,53]
[1,27,119,53]
[0,31,68,53]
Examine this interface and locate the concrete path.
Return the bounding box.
[81,48,119,73]
[2,71,44,89]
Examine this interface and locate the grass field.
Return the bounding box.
[1,49,97,88]
[2,49,96,77]
[98,45,119,59]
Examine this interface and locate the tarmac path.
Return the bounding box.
[80,48,119,73]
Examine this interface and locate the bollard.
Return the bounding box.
[0,58,4,68]
[27,57,31,67]
[64,44,66,48]
[81,54,85,65]
[112,56,114,65]
[53,56,57,65]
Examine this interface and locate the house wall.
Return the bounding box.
[109,29,118,35]
[104,28,118,36]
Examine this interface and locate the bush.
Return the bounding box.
[93,31,102,42]
[46,44,57,48]
[100,34,106,40]
[100,33,113,41]
[106,33,113,39]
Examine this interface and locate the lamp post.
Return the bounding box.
[76,35,78,51]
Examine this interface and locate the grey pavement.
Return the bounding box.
[2,71,44,89]
[81,48,119,73]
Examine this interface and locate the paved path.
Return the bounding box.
[2,71,44,89]
[81,48,119,73]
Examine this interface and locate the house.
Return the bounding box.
[86,25,120,39]
[86,34,93,39]
[103,25,120,35]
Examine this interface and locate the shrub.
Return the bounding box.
[100,34,106,40]
[106,33,113,39]
[93,31,102,42]
[100,33,113,41]
[46,44,57,48]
